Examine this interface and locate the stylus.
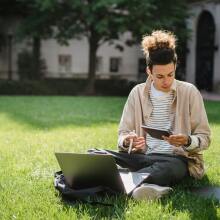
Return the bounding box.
[128,130,135,154]
[128,139,133,154]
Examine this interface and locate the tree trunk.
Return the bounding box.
[84,35,98,95]
[32,36,41,80]
[7,33,13,80]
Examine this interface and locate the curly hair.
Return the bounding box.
[141,30,177,70]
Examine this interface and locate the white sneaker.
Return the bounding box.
[132,183,172,201]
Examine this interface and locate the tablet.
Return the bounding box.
[141,125,172,140]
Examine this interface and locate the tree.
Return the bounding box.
[15,0,57,80]
[0,0,26,80]
[0,0,53,80]
[40,0,188,94]
[39,0,132,94]
[14,0,188,92]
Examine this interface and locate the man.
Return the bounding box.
[117,30,211,200]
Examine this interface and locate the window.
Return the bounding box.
[96,56,103,72]
[109,57,122,73]
[58,54,72,73]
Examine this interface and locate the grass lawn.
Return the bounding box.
[0,96,219,220]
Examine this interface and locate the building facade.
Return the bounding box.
[0,30,146,82]
[1,0,220,93]
[186,0,220,92]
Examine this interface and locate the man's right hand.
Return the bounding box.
[124,135,146,153]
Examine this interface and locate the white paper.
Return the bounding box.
[119,172,150,194]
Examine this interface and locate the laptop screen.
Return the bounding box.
[55,152,125,192]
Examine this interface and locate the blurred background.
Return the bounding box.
[0,0,219,96]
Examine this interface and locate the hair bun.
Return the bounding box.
[142,30,176,55]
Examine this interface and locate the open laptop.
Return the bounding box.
[55,152,150,195]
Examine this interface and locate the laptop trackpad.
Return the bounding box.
[119,172,150,194]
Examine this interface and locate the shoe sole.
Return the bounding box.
[132,186,171,201]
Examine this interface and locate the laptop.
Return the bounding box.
[55,152,150,194]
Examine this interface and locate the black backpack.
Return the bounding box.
[54,170,118,206]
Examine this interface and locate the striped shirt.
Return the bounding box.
[146,83,175,155]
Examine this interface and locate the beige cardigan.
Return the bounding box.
[118,78,211,179]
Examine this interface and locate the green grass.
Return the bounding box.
[0,96,219,220]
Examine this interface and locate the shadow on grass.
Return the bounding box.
[61,194,129,219]
[0,97,219,130]
[0,96,126,129]
[161,175,219,220]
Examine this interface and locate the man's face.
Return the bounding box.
[148,62,176,92]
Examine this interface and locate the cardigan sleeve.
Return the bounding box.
[188,85,211,152]
[118,88,136,151]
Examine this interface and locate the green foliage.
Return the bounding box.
[16,0,55,39]
[0,0,25,17]
[127,0,189,42]
[0,97,219,219]
[32,0,188,45]
[15,0,189,52]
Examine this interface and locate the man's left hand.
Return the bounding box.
[163,134,188,147]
